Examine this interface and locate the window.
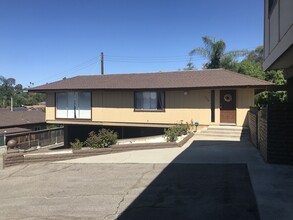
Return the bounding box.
[134,91,164,111]
[56,92,91,119]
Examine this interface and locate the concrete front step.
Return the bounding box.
[207,126,248,131]
[196,126,250,139]
[200,130,248,135]
[197,133,248,138]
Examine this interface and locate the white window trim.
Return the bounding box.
[56,92,91,119]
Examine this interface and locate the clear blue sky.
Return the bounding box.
[0,0,264,87]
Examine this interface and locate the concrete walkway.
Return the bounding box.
[58,133,293,220]
[57,135,241,164]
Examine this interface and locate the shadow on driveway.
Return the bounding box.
[117,140,260,220]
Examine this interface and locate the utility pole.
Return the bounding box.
[10,96,13,112]
[101,52,104,75]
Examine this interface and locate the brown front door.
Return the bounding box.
[220,90,236,124]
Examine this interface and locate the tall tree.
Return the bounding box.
[237,46,287,106]
[189,36,248,69]
[247,46,264,65]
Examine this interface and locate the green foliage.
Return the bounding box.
[85,129,118,148]
[265,70,286,85]
[256,91,287,107]
[237,60,265,80]
[189,36,248,69]
[247,46,264,64]
[220,56,239,72]
[70,139,83,150]
[0,76,45,108]
[255,69,287,106]
[46,124,62,129]
[235,46,287,106]
[84,131,100,148]
[164,123,190,142]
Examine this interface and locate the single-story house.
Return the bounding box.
[29,69,272,145]
[0,108,46,135]
[0,108,46,146]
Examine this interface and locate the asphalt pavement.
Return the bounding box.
[0,134,292,220]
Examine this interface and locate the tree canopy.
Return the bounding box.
[189,36,248,69]
[0,76,45,108]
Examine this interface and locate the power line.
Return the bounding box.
[103,54,205,63]
[105,55,191,59]
[35,55,100,85]
[104,59,197,63]
[34,53,207,85]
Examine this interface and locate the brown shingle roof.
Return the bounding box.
[0,127,31,135]
[29,69,273,92]
[0,109,45,128]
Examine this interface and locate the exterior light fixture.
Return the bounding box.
[194,122,199,132]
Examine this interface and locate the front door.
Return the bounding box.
[220,90,236,124]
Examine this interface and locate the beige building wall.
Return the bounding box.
[45,88,254,127]
[236,89,254,126]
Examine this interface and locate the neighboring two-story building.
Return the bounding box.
[263,0,293,101]
[30,69,271,146]
[259,0,293,164]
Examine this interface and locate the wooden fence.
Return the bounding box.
[1,128,64,150]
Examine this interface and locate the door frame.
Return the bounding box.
[220,90,237,124]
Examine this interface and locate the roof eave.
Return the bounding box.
[28,84,274,93]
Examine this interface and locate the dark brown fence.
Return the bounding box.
[5,128,64,150]
[248,107,259,147]
[258,107,268,161]
[248,104,293,164]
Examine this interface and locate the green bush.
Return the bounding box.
[164,128,178,142]
[164,123,190,142]
[84,131,100,148]
[85,129,118,148]
[70,139,83,150]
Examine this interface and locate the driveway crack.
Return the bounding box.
[0,164,30,180]
[103,164,156,220]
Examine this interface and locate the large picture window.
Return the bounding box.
[56,92,91,119]
[134,91,164,111]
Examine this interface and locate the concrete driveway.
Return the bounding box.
[0,134,292,220]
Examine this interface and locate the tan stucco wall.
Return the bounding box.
[236,89,254,126]
[45,88,254,127]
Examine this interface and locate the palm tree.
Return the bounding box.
[189,36,248,69]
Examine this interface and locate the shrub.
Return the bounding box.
[164,127,178,142]
[164,123,191,142]
[70,139,83,150]
[85,129,118,148]
[84,131,100,148]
